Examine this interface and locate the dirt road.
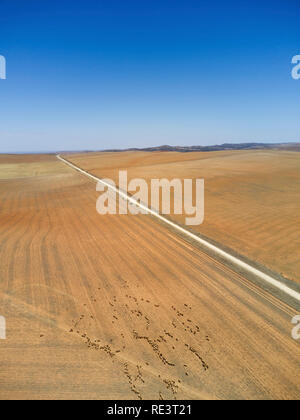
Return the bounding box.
[57,154,300,305]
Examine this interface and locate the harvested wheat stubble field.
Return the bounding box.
[0,154,299,400]
[66,149,300,283]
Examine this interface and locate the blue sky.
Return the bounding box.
[0,0,299,152]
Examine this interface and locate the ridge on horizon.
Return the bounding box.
[62,141,300,154]
[1,141,300,155]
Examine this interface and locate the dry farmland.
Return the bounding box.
[0,153,300,400]
[65,149,300,283]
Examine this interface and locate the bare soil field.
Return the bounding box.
[0,154,299,400]
[0,154,70,179]
[65,150,300,283]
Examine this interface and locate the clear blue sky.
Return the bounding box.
[0,0,299,152]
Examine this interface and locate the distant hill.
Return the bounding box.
[101,142,300,153]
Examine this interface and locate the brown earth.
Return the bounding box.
[65,150,300,283]
[0,153,299,400]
